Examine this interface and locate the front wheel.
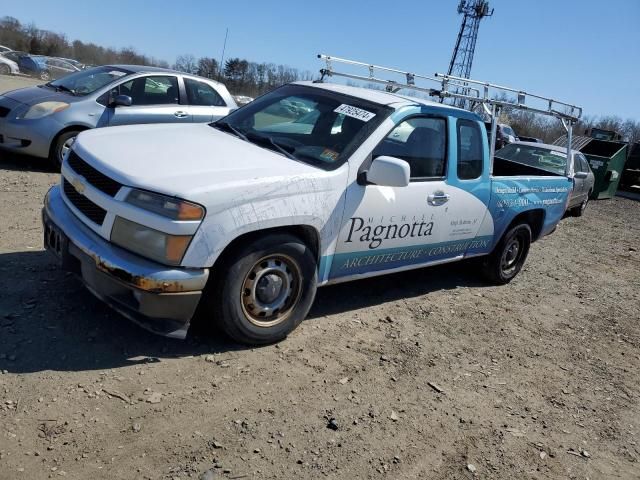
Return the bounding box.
[482,223,532,285]
[40,70,51,81]
[209,233,317,345]
[0,64,10,75]
[50,130,81,168]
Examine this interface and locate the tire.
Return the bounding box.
[50,130,81,168]
[0,64,10,75]
[482,223,532,285]
[209,233,317,345]
[40,70,51,81]
[572,192,591,217]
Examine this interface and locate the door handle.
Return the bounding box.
[427,191,450,206]
[174,111,189,118]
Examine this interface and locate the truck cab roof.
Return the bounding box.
[293,81,480,118]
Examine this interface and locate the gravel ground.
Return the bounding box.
[0,77,639,479]
[0,74,42,94]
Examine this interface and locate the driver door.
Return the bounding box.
[329,116,456,279]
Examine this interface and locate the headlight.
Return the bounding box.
[111,216,192,266]
[125,189,205,220]
[17,101,70,120]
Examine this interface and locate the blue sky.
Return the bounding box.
[4,0,639,119]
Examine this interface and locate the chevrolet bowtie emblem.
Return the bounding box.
[70,177,86,194]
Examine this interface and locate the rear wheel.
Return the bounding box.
[50,130,81,168]
[209,233,317,345]
[0,64,10,75]
[482,223,532,284]
[572,192,591,217]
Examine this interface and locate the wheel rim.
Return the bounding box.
[581,198,588,213]
[59,136,76,164]
[240,254,302,327]
[0,66,9,75]
[500,235,524,276]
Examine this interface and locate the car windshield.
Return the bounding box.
[211,84,390,169]
[496,143,568,175]
[46,66,131,96]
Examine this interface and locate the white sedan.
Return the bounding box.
[0,55,19,76]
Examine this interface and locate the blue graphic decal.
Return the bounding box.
[326,235,493,279]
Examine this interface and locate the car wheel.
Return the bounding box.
[0,64,10,75]
[50,130,81,169]
[40,70,51,81]
[482,223,532,285]
[210,233,317,345]
[573,193,591,217]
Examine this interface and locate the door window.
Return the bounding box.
[577,154,590,173]
[184,78,226,106]
[457,119,483,179]
[125,76,179,105]
[373,117,447,180]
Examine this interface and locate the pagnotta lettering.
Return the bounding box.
[346,216,435,249]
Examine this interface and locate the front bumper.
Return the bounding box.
[0,115,55,159]
[42,185,209,339]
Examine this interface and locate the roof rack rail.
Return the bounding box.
[317,54,583,175]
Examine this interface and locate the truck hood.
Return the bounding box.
[72,123,321,198]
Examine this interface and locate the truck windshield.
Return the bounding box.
[496,143,567,175]
[45,66,131,96]
[212,84,390,169]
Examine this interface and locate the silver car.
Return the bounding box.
[495,142,595,216]
[0,65,237,165]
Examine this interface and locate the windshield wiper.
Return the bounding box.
[245,132,297,160]
[213,121,247,141]
[51,85,76,95]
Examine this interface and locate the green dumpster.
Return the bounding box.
[553,135,628,199]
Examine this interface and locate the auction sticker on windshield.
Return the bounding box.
[334,104,376,122]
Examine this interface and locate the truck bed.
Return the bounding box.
[492,156,564,177]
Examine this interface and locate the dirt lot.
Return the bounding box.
[0,74,41,94]
[1,78,639,479]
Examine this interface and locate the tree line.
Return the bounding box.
[0,16,312,97]
[1,15,637,142]
[173,54,314,98]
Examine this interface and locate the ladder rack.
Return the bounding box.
[317,54,583,176]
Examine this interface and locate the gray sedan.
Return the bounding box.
[495,142,595,216]
[0,65,237,165]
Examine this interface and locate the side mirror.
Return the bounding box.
[112,94,132,107]
[365,156,410,187]
[574,171,588,179]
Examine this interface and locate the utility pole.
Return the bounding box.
[218,28,229,81]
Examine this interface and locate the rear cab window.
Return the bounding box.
[457,119,483,179]
[184,78,226,106]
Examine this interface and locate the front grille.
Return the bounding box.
[0,106,10,118]
[67,151,122,197]
[63,178,107,225]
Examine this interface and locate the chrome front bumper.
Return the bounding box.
[42,185,209,339]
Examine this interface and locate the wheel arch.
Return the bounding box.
[501,209,545,244]
[211,224,321,273]
[48,125,92,158]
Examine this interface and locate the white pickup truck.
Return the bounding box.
[43,80,574,344]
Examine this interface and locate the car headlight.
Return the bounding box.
[125,189,205,220]
[111,216,193,266]
[17,101,70,120]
